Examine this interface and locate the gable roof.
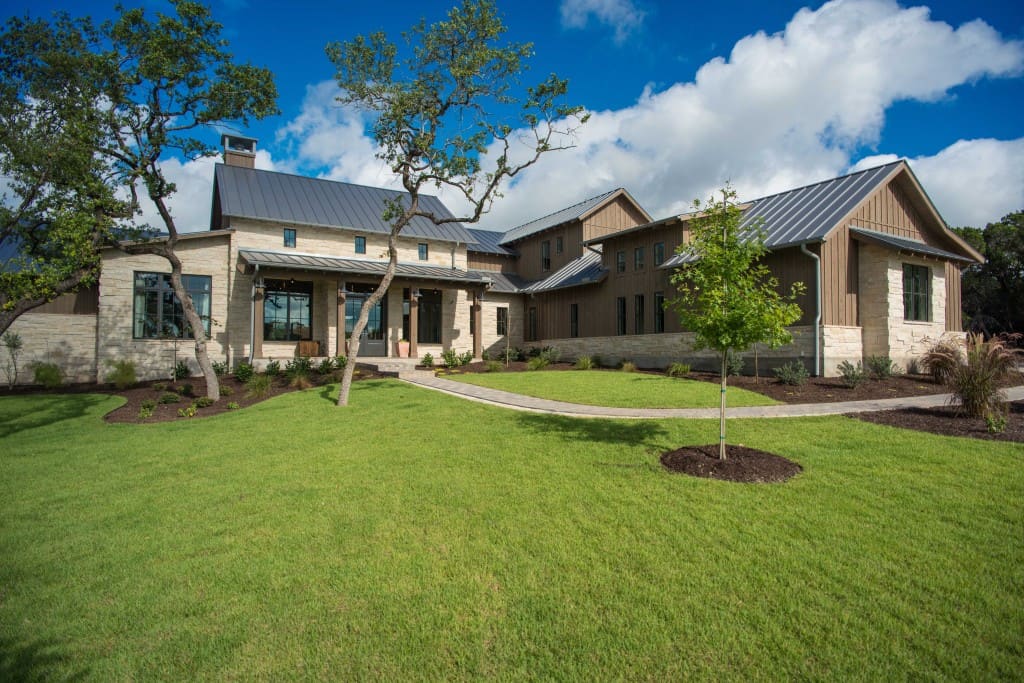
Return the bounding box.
[466,228,516,256]
[213,164,474,243]
[499,188,650,245]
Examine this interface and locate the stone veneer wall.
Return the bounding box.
[5,313,98,385]
[821,325,863,376]
[858,244,955,371]
[480,294,524,358]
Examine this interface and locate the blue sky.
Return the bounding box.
[5,0,1024,231]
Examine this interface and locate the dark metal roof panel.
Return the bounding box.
[470,270,530,293]
[849,227,974,263]
[466,228,516,255]
[238,249,489,285]
[216,164,474,243]
[521,250,607,293]
[499,189,621,245]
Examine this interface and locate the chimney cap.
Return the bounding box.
[221,134,257,156]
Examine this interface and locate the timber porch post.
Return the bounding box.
[472,291,482,359]
[336,282,346,357]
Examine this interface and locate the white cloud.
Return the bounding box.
[559,0,646,44]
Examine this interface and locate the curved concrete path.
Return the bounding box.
[399,370,1024,419]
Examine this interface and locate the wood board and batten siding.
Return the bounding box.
[581,195,651,241]
[467,252,517,273]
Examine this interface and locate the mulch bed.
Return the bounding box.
[660,444,803,483]
[849,401,1024,442]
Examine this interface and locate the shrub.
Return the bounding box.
[923,333,1022,419]
[2,331,23,388]
[210,360,227,376]
[725,350,744,376]
[194,396,215,408]
[459,350,474,366]
[866,355,899,379]
[176,383,194,397]
[152,381,167,392]
[178,403,198,418]
[773,361,809,386]
[421,353,434,368]
[285,356,313,377]
[441,348,460,370]
[485,360,503,372]
[173,360,190,380]
[141,398,157,410]
[316,358,336,375]
[502,347,524,363]
[837,360,867,388]
[985,413,1007,434]
[226,401,240,410]
[220,384,234,396]
[591,355,603,368]
[538,347,560,363]
[334,355,347,370]
[289,374,314,389]
[527,356,549,371]
[138,405,154,420]
[620,361,637,373]
[264,360,281,376]
[666,362,690,378]
[233,362,255,383]
[574,355,594,370]
[32,362,63,389]
[105,359,137,389]
[246,374,272,398]
[158,392,181,404]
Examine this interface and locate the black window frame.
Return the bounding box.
[556,236,564,254]
[634,294,645,334]
[634,247,645,270]
[133,271,212,340]
[283,228,296,248]
[541,240,551,271]
[653,242,665,266]
[527,307,538,342]
[570,303,579,338]
[616,297,626,335]
[417,288,442,343]
[263,278,313,342]
[354,235,366,254]
[418,243,429,261]
[497,306,509,336]
[616,251,626,273]
[903,263,931,322]
[654,291,665,333]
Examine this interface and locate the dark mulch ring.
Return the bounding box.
[849,401,1024,442]
[97,369,388,424]
[660,444,803,483]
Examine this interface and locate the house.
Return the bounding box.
[5,135,982,384]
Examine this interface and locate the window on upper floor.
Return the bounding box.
[616,251,626,273]
[556,236,564,254]
[133,272,211,339]
[903,264,930,322]
[418,243,429,261]
[355,236,366,254]
[541,240,551,271]
[283,228,296,248]
[634,247,645,270]
[653,242,665,266]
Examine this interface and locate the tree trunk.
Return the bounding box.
[719,351,728,460]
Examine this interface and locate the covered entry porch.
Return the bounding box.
[238,249,491,363]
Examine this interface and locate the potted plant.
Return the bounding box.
[396,338,410,358]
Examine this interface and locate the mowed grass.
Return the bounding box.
[1,381,1022,681]
[446,368,778,408]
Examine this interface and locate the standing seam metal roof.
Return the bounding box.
[520,250,607,293]
[215,164,474,244]
[466,228,516,255]
[238,248,489,285]
[499,189,622,245]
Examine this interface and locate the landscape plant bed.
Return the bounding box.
[850,401,1024,442]
[660,444,803,483]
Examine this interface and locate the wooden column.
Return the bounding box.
[409,291,419,357]
[253,283,265,360]
[472,291,482,359]
[336,282,346,357]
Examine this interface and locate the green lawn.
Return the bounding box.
[445,369,778,408]
[1,381,1022,680]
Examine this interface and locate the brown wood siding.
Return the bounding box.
[850,182,926,240]
[467,253,516,273]
[945,262,963,331]
[582,196,649,242]
[819,228,858,326]
[513,220,584,282]
[30,285,99,315]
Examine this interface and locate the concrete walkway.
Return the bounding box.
[399,370,1024,419]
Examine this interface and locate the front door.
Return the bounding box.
[345,293,387,356]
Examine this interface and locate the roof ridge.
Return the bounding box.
[215,163,444,202]
[747,159,904,205]
[504,187,621,233]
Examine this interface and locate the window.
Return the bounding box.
[263,279,312,341]
[527,307,537,342]
[497,306,508,335]
[654,291,665,333]
[355,236,366,254]
[556,236,564,254]
[418,243,429,261]
[634,294,645,334]
[654,242,665,266]
[133,272,211,339]
[570,303,579,338]
[283,228,296,248]
[541,240,551,271]
[634,247,645,270]
[616,251,626,273]
[903,264,930,321]
[417,289,442,343]
[616,297,626,335]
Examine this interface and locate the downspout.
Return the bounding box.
[248,264,259,364]
[800,242,821,377]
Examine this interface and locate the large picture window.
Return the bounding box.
[417,289,442,344]
[133,272,211,339]
[264,279,313,341]
[903,264,930,322]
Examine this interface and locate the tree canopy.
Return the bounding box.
[954,211,1024,336]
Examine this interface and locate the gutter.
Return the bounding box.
[800,242,822,377]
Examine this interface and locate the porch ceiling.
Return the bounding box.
[238,248,492,286]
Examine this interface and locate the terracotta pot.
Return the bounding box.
[396,341,410,358]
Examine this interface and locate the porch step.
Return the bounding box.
[357,358,422,377]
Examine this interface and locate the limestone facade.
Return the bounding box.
[5,314,98,385]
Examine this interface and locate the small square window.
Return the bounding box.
[355,236,366,254]
[418,243,429,261]
[283,228,296,248]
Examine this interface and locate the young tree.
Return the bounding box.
[0,2,278,400]
[669,187,805,460]
[327,0,587,406]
